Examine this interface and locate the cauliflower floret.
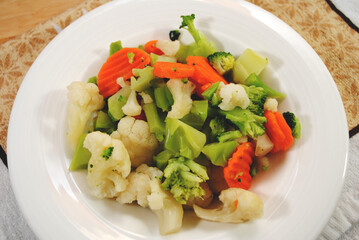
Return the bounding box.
[121,89,142,116]
[67,81,105,151]
[83,131,131,199]
[166,78,195,119]
[148,178,184,235]
[117,164,163,207]
[156,40,180,57]
[218,83,250,111]
[116,77,130,88]
[111,116,158,167]
[118,164,183,235]
[139,91,153,104]
[193,188,263,223]
[263,97,278,112]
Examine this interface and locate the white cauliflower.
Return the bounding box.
[111,116,158,167]
[166,78,195,119]
[67,81,105,151]
[117,164,183,235]
[116,77,130,88]
[156,40,180,57]
[84,131,131,199]
[121,89,142,116]
[148,179,184,235]
[117,164,163,207]
[263,97,278,112]
[218,83,250,111]
[139,91,153,104]
[193,188,263,223]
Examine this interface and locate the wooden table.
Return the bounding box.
[0,0,83,44]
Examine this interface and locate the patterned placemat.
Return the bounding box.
[0,0,358,152]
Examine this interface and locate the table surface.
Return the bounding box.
[0,0,83,44]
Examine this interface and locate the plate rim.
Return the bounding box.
[7,0,349,239]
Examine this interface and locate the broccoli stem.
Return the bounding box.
[202,141,238,166]
[154,85,174,112]
[180,100,209,130]
[69,134,91,171]
[218,130,242,143]
[185,20,201,43]
[143,102,166,142]
[153,150,173,171]
[244,73,286,99]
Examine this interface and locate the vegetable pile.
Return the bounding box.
[66,14,301,235]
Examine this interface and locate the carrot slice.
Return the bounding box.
[264,110,294,152]
[97,47,151,98]
[144,40,164,55]
[223,142,255,190]
[186,56,228,95]
[153,62,195,79]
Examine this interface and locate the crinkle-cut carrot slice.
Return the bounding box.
[97,47,150,98]
[223,142,254,190]
[186,56,228,96]
[264,110,294,153]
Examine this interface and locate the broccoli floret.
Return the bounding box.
[209,116,226,136]
[217,130,242,143]
[179,14,201,42]
[244,85,268,116]
[176,14,217,62]
[283,112,301,139]
[202,82,222,106]
[244,73,286,99]
[207,52,235,75]
[130,66,155,92]
[162,157,209,204]
[220,108,267,139]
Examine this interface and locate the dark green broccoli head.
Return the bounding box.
[176,14,217,61]
[220,108,267,139]
[162,157,208,204]
[244,85,268,116]
[207,51,235,75]
[180,14,196,29]
[283,112,301,139]
[209,116,227,137]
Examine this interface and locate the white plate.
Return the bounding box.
[8,0,348,239]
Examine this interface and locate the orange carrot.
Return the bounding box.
[144,40,164,55]
[153,62,195,79]
[223,142,254,190]
[264,110,294,153]
[186,56,228,95]
[97,48,150,98]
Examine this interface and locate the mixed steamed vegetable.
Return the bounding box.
[66,14,301,235]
